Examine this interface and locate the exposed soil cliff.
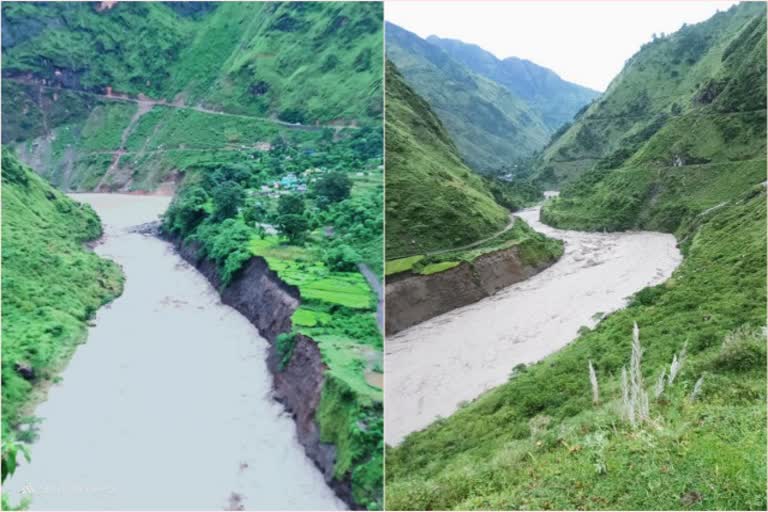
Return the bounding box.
[386,246,558,335]
[172,237,358,508]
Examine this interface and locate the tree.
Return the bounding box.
[313,171,352,207]
[212,181,244,221]
[276,213,309,244]
[324,243,361,272]
[164,185,209,235]
[277,194,305,216]
[243,201,269,226]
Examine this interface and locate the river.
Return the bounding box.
[3,194,344,510]
[384,204,682,446]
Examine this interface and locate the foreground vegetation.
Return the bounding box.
[1,149,123,497]
[386,4,766,509]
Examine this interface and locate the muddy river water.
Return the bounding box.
[3,194,344,510]
[385,203,682,445]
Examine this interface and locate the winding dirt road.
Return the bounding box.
[384,204,682,445]
[6,78,360,131]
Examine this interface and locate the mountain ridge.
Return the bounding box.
[425,34,600,131]
[386,21,551,174]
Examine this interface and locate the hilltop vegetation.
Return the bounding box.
[427,35,599,131]
[1,149,123,471]
[386,4,766,509]
[2,1,382,190]
[541,2,765,233]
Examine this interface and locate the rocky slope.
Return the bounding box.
[385,243,559,335]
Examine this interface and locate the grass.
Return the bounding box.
[384,255,424,276]
[1,149,123,439]
[418,261,460,275]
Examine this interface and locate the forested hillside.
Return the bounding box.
[386,22,550,173]
[1,148,123,461]
[2,1,382,191]
[427,35,599,131]
[386,4,766,509]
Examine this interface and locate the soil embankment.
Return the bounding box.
[173,238,358,508]
[385,245,558,335]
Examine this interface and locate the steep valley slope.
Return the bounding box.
[384,60,509,257]
[426,35,599,132]
[386,3,766,510]
[386,22,597,174]
[384,60,563,332]
[2,1,382,191]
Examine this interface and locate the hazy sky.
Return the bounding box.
[386,1,739,91]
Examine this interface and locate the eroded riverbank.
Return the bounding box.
[3,194,344,510]
[384,205,682,445]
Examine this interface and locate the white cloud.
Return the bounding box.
[386,0,739,91]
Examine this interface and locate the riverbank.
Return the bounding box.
[385,205,682,445]
[384,215,563,334]
[170,235,362,507]
[2,194,344,510]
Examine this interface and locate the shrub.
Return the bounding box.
[711,325,767,372]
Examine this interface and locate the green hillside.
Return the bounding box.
[385,60,512,258]
[386,4,766,510]
[534,1,766,188]
[427,35,599,131]
[1,148,123,447]
[386,22,550,174]
[2,1,382,190]
[541,2,765,232]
